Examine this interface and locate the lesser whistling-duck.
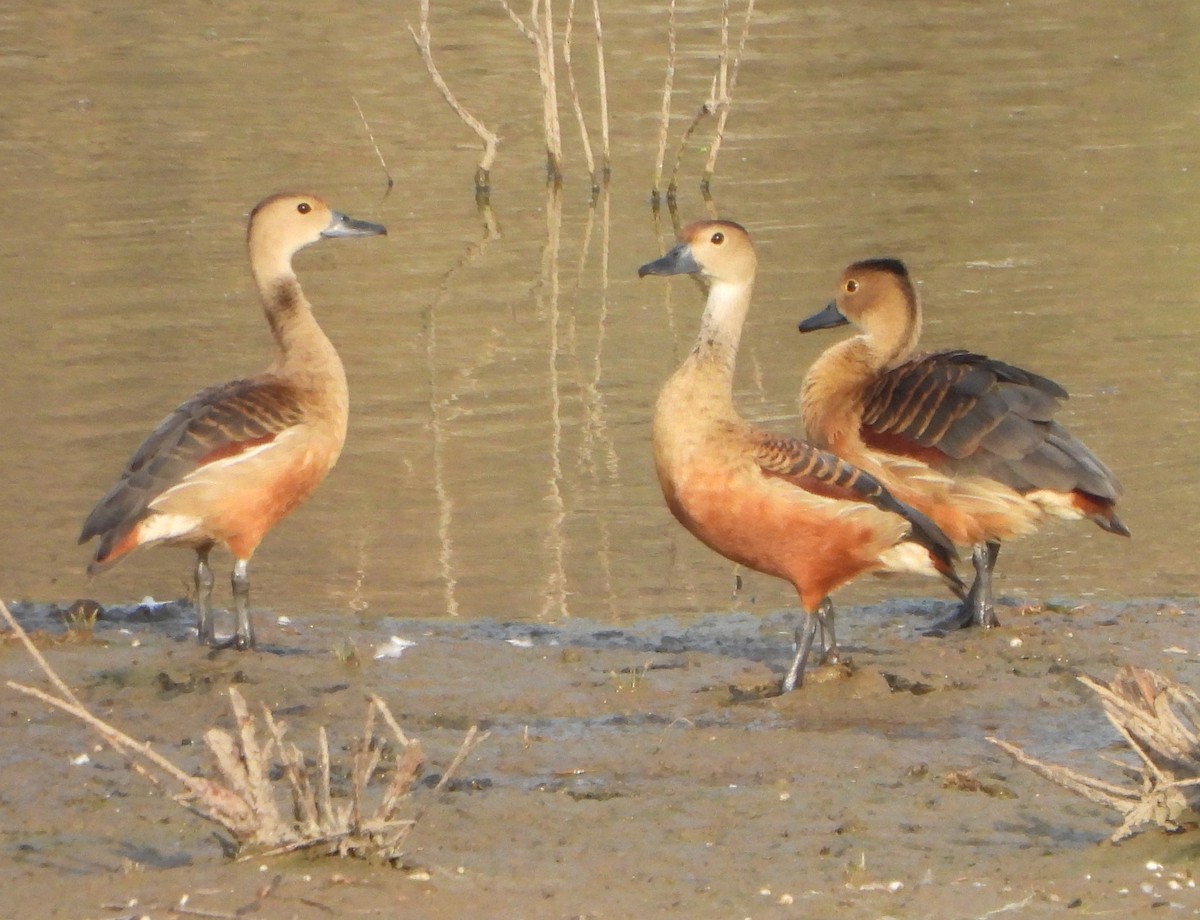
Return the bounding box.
[80,193,386,650]
[640,222,962,691]
[798,258,1128,631]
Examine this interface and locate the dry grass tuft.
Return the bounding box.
[0,599,486,862]
[991,665,1200,842]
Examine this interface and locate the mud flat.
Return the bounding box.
[2,597,1199,918]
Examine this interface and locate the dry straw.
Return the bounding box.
[0,598,486,861]
[991,665,1200,842]
[408,0,501,198]
[653,0,756,206]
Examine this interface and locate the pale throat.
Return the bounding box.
[864,297,921,369]
[697,279,754,358]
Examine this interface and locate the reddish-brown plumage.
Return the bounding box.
[95,525,143,570]
[220,452,330,561]
[641,222,962,690]
[862,429,952,470]
[799,258,1127,629]
[79,194,386,649]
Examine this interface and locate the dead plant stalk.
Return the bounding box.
[409,0,500,196]
[666,0,756,200]
[0,598,487,860]
[651,0,678,202]
[990,666,1200,842]
[563,0,596,190]
[498,0,564,183]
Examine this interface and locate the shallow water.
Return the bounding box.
[1,0,1196,633]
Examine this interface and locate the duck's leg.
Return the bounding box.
[969,541,1001,628]
[783,610,820,693]
[815,597,838,664]
[194,543,216,645]
[928,541,1001,633]
[230,558,256,651]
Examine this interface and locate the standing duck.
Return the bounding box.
[80,193,386,650]
[798,258,1128,631]
[640,222,962,691]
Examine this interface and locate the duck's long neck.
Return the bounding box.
[800,337,875,452]
[689,278,754,385]
[800,294,921,453]
[255,268,348,409]
[864,290,922,370]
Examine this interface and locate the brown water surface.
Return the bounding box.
[3,1,1195,629]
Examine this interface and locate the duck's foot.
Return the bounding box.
[204,631,257,654]
[925,542,1001,635]
[782,598,836,692]
[782,614,818,693]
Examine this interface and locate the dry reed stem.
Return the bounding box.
[498,0,564,183]
[351,95,394,196]
[540,0,564,182]
[651,0,678,203]
[559,0,612,190]
[702,0,755,190]
[562,0,597,188]
[0,598,484,861]
[1,600,201,793]
[408,0,500,196]
[592,0,611,180]
[664,0,755,199]
[990,666,1200,842]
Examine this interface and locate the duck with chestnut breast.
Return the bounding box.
[639,222,963,691]
[80,193,387,650]
[798,258,1127,632]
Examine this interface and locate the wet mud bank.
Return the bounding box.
[3,597,1200,918]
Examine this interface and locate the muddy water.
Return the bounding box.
[0,0,1196,639]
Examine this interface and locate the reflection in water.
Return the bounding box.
[581,189,620,619]
[540,184,568,618]
[424,202,503,618]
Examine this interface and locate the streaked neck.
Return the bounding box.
[693,278,754,370]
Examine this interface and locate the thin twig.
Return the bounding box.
[702,0,755,189]
[317,725,334,830]
[431,726,487,797]
[991,666,1200,842]
[171,904,238,919]
[592,0,611,181]
[7,679,201,791]
[0,599,87,710]
[351,94,394,197]
[408,0,500,195]
[498,0,564,183]
[369,692,412,747]
[652,0,678,203]
[667,106,708,201]
[562,0,597,189]
[540,0,564,182]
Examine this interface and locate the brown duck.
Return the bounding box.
[80,193,387,649]
[799,258,1128,631]
[640,223,962,690]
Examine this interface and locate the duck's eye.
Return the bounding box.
[297,202,312,215]
[711,231,725,245]
[845,279,859,294]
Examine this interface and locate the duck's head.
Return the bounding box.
[638,220,757,286]
[248,193,387,277]
[799,258,913,334]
